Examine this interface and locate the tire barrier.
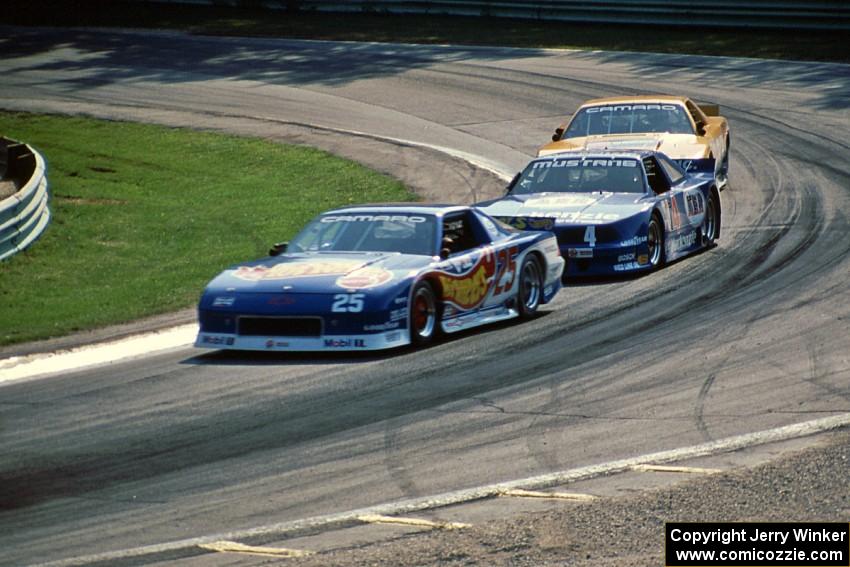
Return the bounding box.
[137,0,850,30]
[0,137,50,262]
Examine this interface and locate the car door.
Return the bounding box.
[645,155,704,258]
[435,211,516,316]
[658,153,707,234]
[474,210,522,306]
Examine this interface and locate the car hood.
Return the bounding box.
[479,192,651,225]
[538,133,709,159]
[205,252,434,294]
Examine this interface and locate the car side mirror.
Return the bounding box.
[269,241,288,256]
[696,122,706,136]
[552,127,564,142]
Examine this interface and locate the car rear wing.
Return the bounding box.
[675,157,716,175]
[698,103,720,117]
[494,216,556,231]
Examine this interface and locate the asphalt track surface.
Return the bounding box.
[1,27,849,566]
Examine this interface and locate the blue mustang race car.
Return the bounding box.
[195,205,564,352]
[476,150,721,278]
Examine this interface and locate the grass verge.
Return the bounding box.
[3,1,849,63]
[0,112,414,346]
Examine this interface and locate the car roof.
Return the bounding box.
[322,203,471,217]
[578,95,690,108]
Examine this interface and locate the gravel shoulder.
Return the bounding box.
[284,429,850,566]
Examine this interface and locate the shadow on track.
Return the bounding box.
[181,310,555,367]
[0,26,547,91]
[568,50,850,112]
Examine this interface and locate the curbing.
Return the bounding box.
[0,137,51,261]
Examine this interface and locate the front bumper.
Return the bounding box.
[195,291,412,351]
[561,241,652,277]
[195,329,410,351]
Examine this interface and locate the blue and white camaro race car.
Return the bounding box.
[195,205,564,352]
[477,150,721,278]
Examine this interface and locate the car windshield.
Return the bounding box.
[563,103,694,138]
[288,212,437,256]
[512,157,645,194]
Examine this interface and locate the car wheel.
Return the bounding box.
[702,192,720,247]
[517,255,543,318]
[410,280,438,345]
[647,214,666,270]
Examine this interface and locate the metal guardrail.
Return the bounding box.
[0,138,51,262]
[139,0,850,30]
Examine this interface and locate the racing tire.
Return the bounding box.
[517,255,543,319]
[702,191,720,247]
[410,280,438,346]
[647,213,666,270]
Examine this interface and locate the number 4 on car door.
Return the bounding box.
[584,225,596,247]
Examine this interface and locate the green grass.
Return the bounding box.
[4,0,849,63]
[0,112,414,346]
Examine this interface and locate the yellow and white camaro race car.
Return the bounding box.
[539,95,730,188]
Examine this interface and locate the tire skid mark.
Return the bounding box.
[524,372,568,474]
[382,418,420,501]
[804,343,850,404]
[715,153,825,301]
[695,374,717,442]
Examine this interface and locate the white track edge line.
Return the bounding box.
[0,324,198,385]
[35,412,850,567]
